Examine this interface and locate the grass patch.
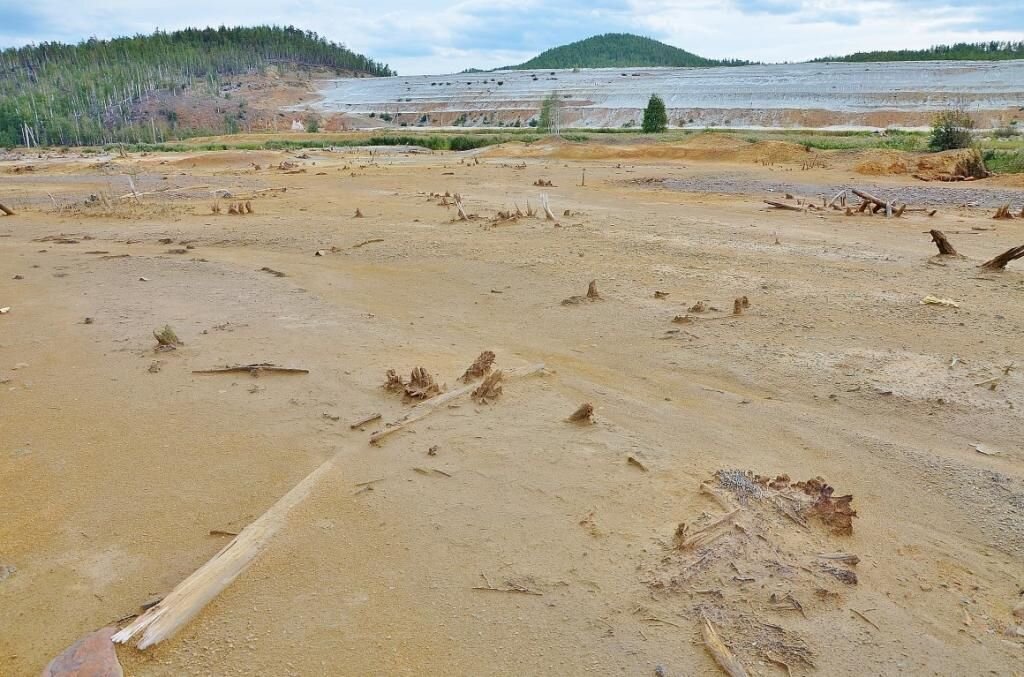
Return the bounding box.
[983,149,1024,174]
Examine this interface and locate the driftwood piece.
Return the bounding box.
[0,202,15,216]
[929,230,959,256]
[192,363,309,376]
[763,200,803,212]
[349,413,382,429]
[113,449,342,648]
[540,193,556,221]
[979,244,1024,270]
[454,193,468,220]
[852,189,887,209]
[370,363,545,443]
[700,615,750,677]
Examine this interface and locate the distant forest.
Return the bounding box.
[813,41,1024,62]
[510,33,749,70]
[0,26,393,147]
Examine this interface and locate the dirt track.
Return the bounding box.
[1,145,1022,676]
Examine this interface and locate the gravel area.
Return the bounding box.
[662,174,1024,208]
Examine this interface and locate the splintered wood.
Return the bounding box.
[929,229,959,256]
[460,350,496,383]
[383,367,444,400]
[370,363,544,443]
[471,370,503,403]
[641,469,859,672]
[568,402,594,422]
[979,244,1024,270]
[562,280,602,305]
[701,615,751,677]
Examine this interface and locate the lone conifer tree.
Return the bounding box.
[642,94,667,133]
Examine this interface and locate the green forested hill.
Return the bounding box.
[0,26,392,147]
[510,33,747,70]
[813,41,1024,62]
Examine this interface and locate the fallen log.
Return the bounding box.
[851,189,887,209]
[113,449,343,648]
[929,230,959,256]
[370,363,545,443]
[763,200,803,212]
[0,202,14,216]
[979,244,1024,270]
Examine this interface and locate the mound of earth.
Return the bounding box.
[855,148,988,180]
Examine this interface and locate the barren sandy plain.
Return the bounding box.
[1,138,1022,676]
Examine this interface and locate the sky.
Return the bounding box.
[0,0,1021,75]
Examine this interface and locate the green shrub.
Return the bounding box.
[929,110,974,151]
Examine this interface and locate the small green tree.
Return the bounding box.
[538,92,559,134]
[642,94,667,133]
[929,109,973,151]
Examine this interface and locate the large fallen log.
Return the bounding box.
[113,449,342,649]
[929,229,959,256]
[979,244,1024,270]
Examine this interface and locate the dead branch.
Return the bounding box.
[929,229,959,256]
[700,615,750,677]
[192,363,309,376]
[979,244,1024,270]
[349,413,382,429]
[0,202,15,216]
[763,200,803,212]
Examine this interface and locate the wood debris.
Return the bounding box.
[700,615,750,677]
[929,229,959,256]
[562,280,602,305]
[993,204,1015,220]
[568,402,594,422]
[0,202,15,216]
[979,244,1024,270]
[192,363,309,376]
[460,350,496,383]
[153,325,182,351]
[370,363,544,444]
[764,200,803,212]
[349,413,382,429]
[471,369,504,403]
[258,266,286,277]
[407,367,444,400]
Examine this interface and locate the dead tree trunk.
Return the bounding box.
[929,230,959,256]
[980,244,1024,270]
